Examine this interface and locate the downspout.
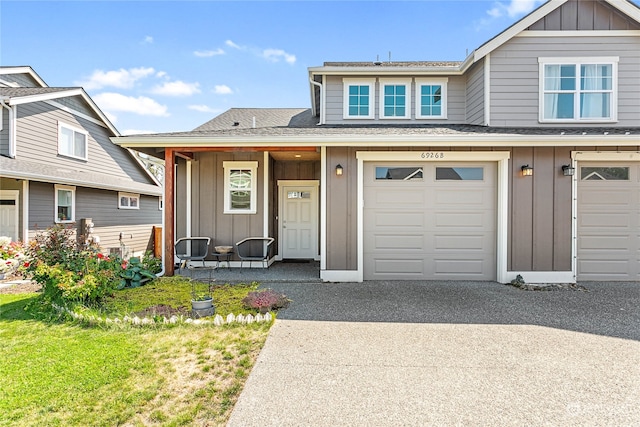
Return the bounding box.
[0,100,16,158]
[309,78,325,125]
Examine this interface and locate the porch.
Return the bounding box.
[180,260,322,284]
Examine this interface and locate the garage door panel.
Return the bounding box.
[579,235,630,251]
[434,259,485,275]
[434,235,485,250]
[580,190,631,207]
[373,212,424,228]
[374,189,425,206]
[371,258,425,275]
[434,212,488,228]
[434,189,485,205]
[580,213,631,228]
[373,234,424,250]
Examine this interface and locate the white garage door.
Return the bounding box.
[363,162,496,280]
[578,163,640,281]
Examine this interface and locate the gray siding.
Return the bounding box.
[28,181,160,254]
[0,109,8,156]
[324,75,467,125]
[0,72,41,88]
[490,35,640,127]
[528,0,640,31]
[15,100,156,185]
[188,152,266,261]
[465,60,485,125]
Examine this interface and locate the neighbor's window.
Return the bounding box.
[416,78,447,119]
[58,123,88,160]
[118,192,140,209]
[539,57,617,122]
[343,78,375,119]
[581,166,629,181]
[224,161,258,214]
[380,79,411,119]
[55,185,75,223]
[436,167,484,181]
[375,166,423,180]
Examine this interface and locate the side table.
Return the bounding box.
[212,250,234,268]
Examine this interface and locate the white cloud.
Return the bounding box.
[262,48,296,64]
[77,67,155,90]
[225,39,243,50]
[143,36,154,44]
[151,80,201,96]
[486,0,544,19]
[93,92,169,116]
[188,105,222,114]
[214,85,233,95]
[194,48,225,57]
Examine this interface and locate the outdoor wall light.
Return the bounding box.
[521,165,533,176]
[562,164,575,176]
[335,164,344,176]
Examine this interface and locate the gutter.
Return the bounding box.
[0,99,16,158]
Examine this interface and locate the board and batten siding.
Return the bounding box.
[28,181,160,254]
[489,35,640,127]
[0,108,8,156]
[188,152,266,261]
[465,59,485,125]
[323,75,468,125]
[527,0,640,31]
[15,100,156,185]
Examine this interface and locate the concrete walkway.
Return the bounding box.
[228,281,640,426]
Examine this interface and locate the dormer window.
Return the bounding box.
[379,79,411,119]
[58,122,88,160]
[343,78,375,119]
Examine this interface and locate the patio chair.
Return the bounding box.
[175,237,211,275]
[235,237,275,269]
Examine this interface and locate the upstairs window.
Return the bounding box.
[539,57,617,122]
[58,123,88,160]
[380,79,411,119]
[223,161,258,214]
[416,78,447,119]
[343,78,375,119]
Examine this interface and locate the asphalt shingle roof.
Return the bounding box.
[0,87,77,97]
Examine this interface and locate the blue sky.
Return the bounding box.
[2,0,636,134]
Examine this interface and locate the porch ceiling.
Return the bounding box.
[270,151,320,161]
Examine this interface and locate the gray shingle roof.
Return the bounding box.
[193,108,316,131]
[322,61,463,68]
[0,87,77,97]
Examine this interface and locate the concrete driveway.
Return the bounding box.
[227,281,640,426]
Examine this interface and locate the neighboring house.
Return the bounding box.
[114,0,640,283]
[0,66,162,256]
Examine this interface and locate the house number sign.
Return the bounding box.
[420,152,445,159]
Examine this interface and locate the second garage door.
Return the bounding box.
[363,162,497,280]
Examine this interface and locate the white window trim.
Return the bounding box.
[223,161,258,214]
[58,122,88,160]
[118,192,140,210]
[343,78,376,119]
[54,184,75,223]
[538,57,618,123]
[415,78,448,120]
[379,78,412,119]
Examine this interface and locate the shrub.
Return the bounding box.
[0,237,26,277]
[118,256,156,289]
[242,288,291,313]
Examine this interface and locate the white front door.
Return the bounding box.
[0,190,19,241]
[279,182,318,259]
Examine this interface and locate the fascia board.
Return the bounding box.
[0,170,163,196]
[112,133,640,148]
[473,0,568,62]
[9,88,120,137]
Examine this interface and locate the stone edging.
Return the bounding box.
[51,303,273,326]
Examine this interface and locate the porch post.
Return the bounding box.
[164,147,175,275]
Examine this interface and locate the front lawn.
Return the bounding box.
[0,280,273,426]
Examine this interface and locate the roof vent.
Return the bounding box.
[233,122,240,127]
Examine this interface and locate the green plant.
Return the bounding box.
[0,237,25,277]
[191,280,212,301]
[141,251,162,274]
[118,257,156,289]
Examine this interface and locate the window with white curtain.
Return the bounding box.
[539,57,617,122]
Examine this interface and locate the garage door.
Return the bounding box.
[363,162,496,280]
[578,163,640,281]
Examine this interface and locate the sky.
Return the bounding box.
[1,0,637,135]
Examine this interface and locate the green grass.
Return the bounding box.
[0,280,272,427]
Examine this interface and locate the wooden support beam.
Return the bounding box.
[164,147,175,276]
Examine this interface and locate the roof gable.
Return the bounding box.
[528,0,640,30]
[0,66,48,88]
